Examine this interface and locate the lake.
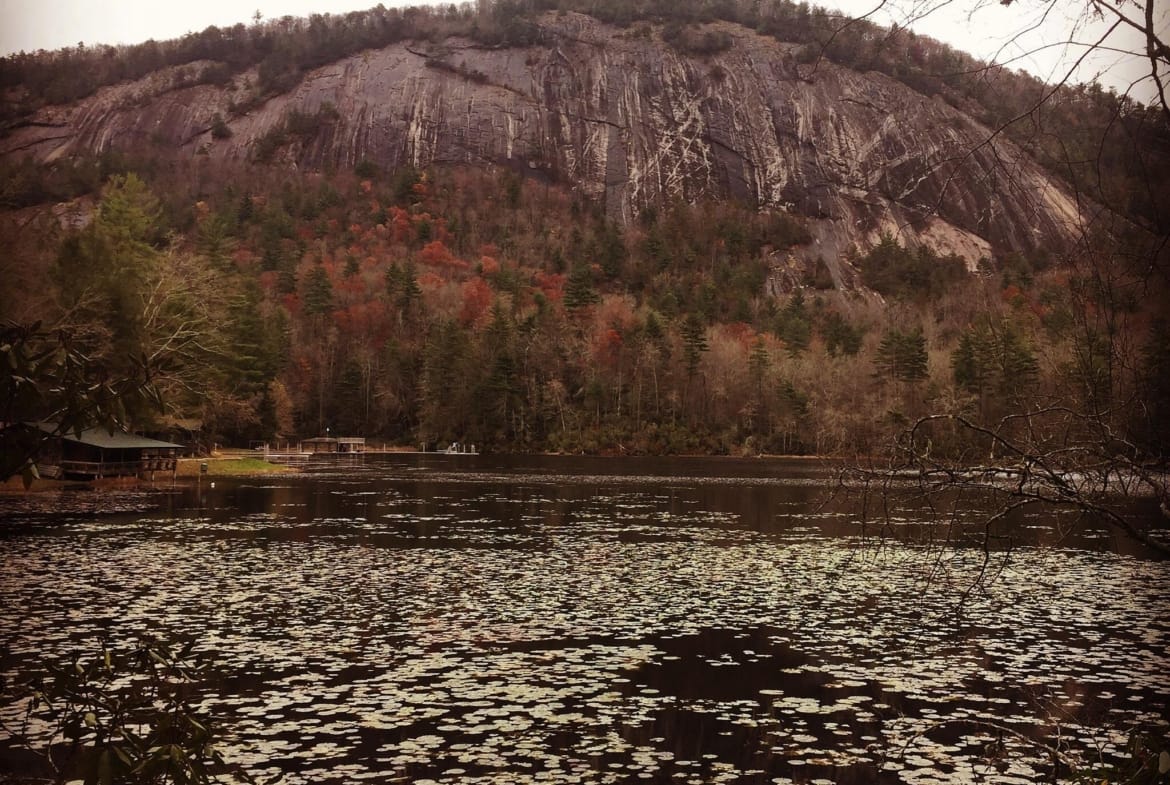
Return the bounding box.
[1,454,1168,784]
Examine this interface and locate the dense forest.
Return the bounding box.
[1,0,1167,461]
[2,156,1165,459]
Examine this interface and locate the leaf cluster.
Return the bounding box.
[3,639,262,785]
[0,322,161,483]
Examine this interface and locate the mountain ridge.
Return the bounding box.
[1,12,1085,273]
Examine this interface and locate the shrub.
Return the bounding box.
[210,114,232,139]
[3,638,254,784]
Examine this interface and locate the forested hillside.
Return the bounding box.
[1,0,1167,461]
[1,158,1164,458]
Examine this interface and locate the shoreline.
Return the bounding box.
[0,456,298,494]
[0,451,869,495]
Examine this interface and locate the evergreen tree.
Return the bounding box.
[419,321,471,446]
[48,174,226,427]
[952,331,993,397]
[386,261,421,313]
[997,327,1039,399]
[564,263,600,310]
[333,359,368,434]
[644,310,667,352]
[597,221,626,279]
[776,292,811,355]
[680,314,709,379]
[748,338,770,393]
[747,337,771,433]
[401,264,422,317]
[303,265,334,316]
[1138,321,1170,456]
[196,214,236,272]
[875,327,929,384]
[823,312,863,356]
[952,320,1039,418]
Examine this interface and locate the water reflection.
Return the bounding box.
[1,454,1167,784]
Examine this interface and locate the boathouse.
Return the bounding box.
[338,437,365,453]
[299,436,366,453]
[31,424,184,479]
[300,436,338,453]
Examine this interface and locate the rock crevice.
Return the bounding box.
[0,12,1080,265]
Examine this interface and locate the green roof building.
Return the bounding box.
[28,423,184,479]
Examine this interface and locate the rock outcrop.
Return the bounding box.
[1,13,1082,270]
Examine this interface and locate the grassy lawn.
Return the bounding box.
[175,457,294,477]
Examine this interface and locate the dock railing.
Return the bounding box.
[59,458,178,479]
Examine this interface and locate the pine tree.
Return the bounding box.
[876,328,929,384]
[196,214,236,272]
[303,265,334,316]
[952,320,1038,418]
[564,263,599,311]
[952,331,993,396]
[680,314,709,379]
[748,338,770,395]
[386,261,421,313]
[823,312,863,356]
[776,292,811,355]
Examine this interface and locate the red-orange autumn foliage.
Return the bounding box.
[593,328,624,368]
[595,295,637,333]
[412,212,452,245]
[534,272,565,302]
[337,275,366,303]
[334,301,391,348]
[459,277,494,327]
[388,207,413,243]
[232,248,258,270]
[723,322,757,350]
[418,240,467,271]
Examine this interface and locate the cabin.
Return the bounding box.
[23,424,184,479]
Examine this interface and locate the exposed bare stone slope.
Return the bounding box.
[1,13,1081,271]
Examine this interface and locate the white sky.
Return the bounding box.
[0,0,1163,103]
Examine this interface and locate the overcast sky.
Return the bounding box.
[0,0,1163,103]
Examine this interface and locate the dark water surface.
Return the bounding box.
[1,454,1168,784]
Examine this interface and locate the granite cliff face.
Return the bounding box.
[1,13,1081,273]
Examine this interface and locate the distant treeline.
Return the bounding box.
[5,160,1166,459]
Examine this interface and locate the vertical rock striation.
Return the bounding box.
[1,13,1082,267]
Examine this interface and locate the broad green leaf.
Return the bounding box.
[113,744,132,766]
[98,749,112,785]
